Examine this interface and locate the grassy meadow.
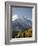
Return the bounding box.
[12,27,32,38]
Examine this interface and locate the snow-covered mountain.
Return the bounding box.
[12,16,32,31]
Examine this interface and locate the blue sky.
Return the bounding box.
[12,7,32,21]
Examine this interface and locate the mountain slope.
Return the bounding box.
[12,16,32,31]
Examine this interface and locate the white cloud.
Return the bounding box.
[12,14,18,21]
[27,18,32,21]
